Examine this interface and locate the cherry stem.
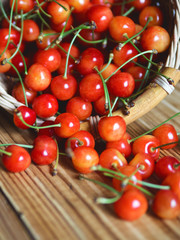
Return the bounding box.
[100,53,114,73]
[15,111,61,130]
[128,112,180,143]
[0,148,12,156]
[35,0,52,18]
[36,10,51,29]
[0,143,33,149]
[174,163,180,169]
[152,140,179,151]
[122,6,135,16]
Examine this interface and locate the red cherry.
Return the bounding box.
[2,145,31,172]
[128,0,151,11]
[129,153,155,180]
[50,15,73,32]
[65,0,90,13]
[78,29,102,47]
[126,66,146,90]
[91,0,114,8]
[65,130,95,151]
[50,74,78,101]
[0,28,20,50]
[31,135,57,165]
[112,165,142,192]
[77,47,104,75]
[47,0,70,25]
[13,106,36,129]
[155,156,180,180]
[99,148,127,170]
[54,113,80,138]
[25,63,52,91]
[114,189,148,221]
[139,6,163,27]
[107,72,135,98]
[34,48,61,72]
[152,123,178,149]
[66,96,92,120]
[113,43,138,70]
[71,146,99,173]
[86,4,113,32]
[8,53,29,76]
[58,42,80,59]
[100,63,119,80]
[79,73,104,102]
[141,26,170,53]
[93,95,117,116]
[109,16,136,42]
[38,120,56,137]
[132,135,160,160]
[0,48,12,73]
[22,19,40,42]
[98,116,126,142]
[106,132,132,158]
[57,57,75,75]
[36,29,57,50]
[152,189,180,219]
[32,94,59,118]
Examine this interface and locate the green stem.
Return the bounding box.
[0,149,12,156]
[122,6,135,16]
[152,141,179,150]
[95,194,122,204]
[0,143,33,149]
[35,0,52,18]
[128,112,180,143]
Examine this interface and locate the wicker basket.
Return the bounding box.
[0,0,180,132]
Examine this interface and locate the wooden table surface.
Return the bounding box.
[0,81,180,240]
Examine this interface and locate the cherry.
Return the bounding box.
[132,135,160,160]
[112,165,142,192]
[93,95,117,116]
[0,28,20,50]
[50,74,78,101]
[31,135,57,165]
[155,156,180,180]
[12,82,37,105]
[100,63,119,80]
[79,73,104,102]
[114,189,148,221]
[126,66,146,90]
[10,0,34,13]
[2,145,31,172]
[47,0,71,25]
[57,57,75,75]
[106,132,132,158]
[91,0,114,8]
[58,42,80,59]
[77,47,104,75]
[32,93,59,118]
[152,123,178,149]
[113,43,138,70]
[13,106,36,130]
[129,153,155,180]
[0,47,12,73]
[24,63,52,91]
[162,172,180,201]
[141,25,170,53]
[109,16,136,42]
[107,72,135,98]
[8,53,29,76]
[71,146,99,173]
[34,48,61,72]
[99,148,127,170]
[86,4,113,32]
[98,115,126,142]
[128,0,151,11]
[139,6,163,27]
[66,96,92,120]
[36,29,57,50]
[54,112,80,138]
[22,19,40,42]
[152,189,180,219]
[78,29,102,47]
[50,15,73,32]
[65,0,90,13]
[65,130,95,151]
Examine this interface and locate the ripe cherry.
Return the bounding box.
[0,28,20,50]
[71,146,99,173]
[31,135,57,165]
[0,48,12,73]
[109,16,136,42]
[152,189,180,219]
[139,6,163,27]
[152,123,178,149]
[25,63,51,91]
[98,116,126,142]
[65,0,90,13]
[54,113,80,138]
[36,29,57,50]
[66,96,92,120]
[107,72,135,98]
[2,145,31,172]
[162,172,180,201]
[65,130,95,151]
[128,0,151,11]
[99,148,127,170]
[10,0,34,13]
[22,19,40,42]
[38,120,56,137]
[93,95,117,116]
[155,156,180,180]
[114,189,148,221]
[13,106,36,130]
[32,94,59,118]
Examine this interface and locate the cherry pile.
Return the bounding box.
[0,0,180,221]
